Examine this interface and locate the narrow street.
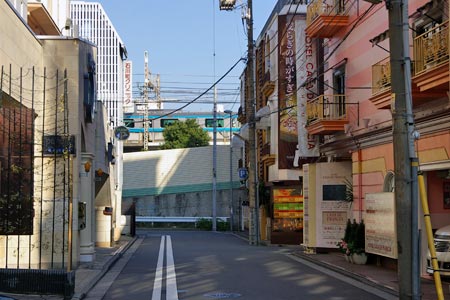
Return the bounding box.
[87,231,396,300]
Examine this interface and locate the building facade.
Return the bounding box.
[244,0,450,276]
[70,1,127,242]
[71,1,127,127]
[303,0,450,276]
[0,0,112,274]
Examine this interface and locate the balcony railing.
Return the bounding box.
[306,95,347,123]
[414,20,449,75]
[371,57,391,95]
[306,0,348,37]
[262,70,275,97]
[261,142,271,156]
[306,0,346,25]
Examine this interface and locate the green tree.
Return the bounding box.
[160,119,210,149]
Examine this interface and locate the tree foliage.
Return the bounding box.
[160,119,210,150]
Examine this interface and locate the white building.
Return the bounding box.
[70,1,127,128]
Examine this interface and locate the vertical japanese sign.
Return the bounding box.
[296,21,319,164]
[278,15,298,169]
[123,61,133,113]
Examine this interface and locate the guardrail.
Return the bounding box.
[135,216,229,223]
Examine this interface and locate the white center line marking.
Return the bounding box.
[166,235,179,300]
[151,235,165,300]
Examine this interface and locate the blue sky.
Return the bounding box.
[90,1,277,112]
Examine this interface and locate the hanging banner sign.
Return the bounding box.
[295,20,319,167]
[278,15,299,169]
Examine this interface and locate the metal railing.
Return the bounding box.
[414,20,449,75]
[136,216,229,223]
[371,57,391,95]
[306,0,346,26]
[306,94,347,124]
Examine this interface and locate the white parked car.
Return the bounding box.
[427,225,450,276]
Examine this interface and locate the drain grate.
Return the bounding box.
[203,292,242,299]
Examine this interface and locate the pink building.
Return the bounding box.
[302,0,449,276]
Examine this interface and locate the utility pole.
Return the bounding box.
[212,86,218,231]
[387,0,420,298]
[246,0,258,245]
[219,0,258,245]
[143,51,151,151]
[156,74,161,109]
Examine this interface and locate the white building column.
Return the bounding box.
[79,152,96,262]
[113,140,124,241]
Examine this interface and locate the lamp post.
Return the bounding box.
[224,110,234,231]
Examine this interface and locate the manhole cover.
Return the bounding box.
[203,292,242,299]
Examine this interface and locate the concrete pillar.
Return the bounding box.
[79,153,95,262]
[95,206,112,247]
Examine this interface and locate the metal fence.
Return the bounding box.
[0,65,73,296]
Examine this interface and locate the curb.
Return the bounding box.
[71,236,138,300]
[291,251,399,297]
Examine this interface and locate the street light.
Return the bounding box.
[224,110,234,231]
[219,0,236,10]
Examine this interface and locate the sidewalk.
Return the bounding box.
[71,235,137,300]
[0,235,137,300]
[292,249,450,300]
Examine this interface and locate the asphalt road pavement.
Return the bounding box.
[86,230,397,300]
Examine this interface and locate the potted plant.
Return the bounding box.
[337,219,368,264]
[337,219,353,262]
[351,220,368,265]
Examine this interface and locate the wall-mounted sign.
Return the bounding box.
[238,168,248,180]
[123,61,133,113]
[114,126,130,140]
[43,135,76,155]
[84,52,96,123]
[365,192,397,258]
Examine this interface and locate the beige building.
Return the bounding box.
[0,0,114,275]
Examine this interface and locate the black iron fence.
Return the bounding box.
[0,65,73,297]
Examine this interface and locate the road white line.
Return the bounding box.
[151,235,165,300]
[166,235,179,300]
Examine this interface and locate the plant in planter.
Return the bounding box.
[353,219,365,254]
[343,178,354,204]
[352,220,368,264]
[337,219,368,264]
[337,219,353,261]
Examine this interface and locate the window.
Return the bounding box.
[0,93,34,235]
[161,119,178,127]
[323,185,347,201]
[205,118,224,128]
[265,36,271,73]
[124,118,135,128]
[383,171,395,192]
[333,65,346,117]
